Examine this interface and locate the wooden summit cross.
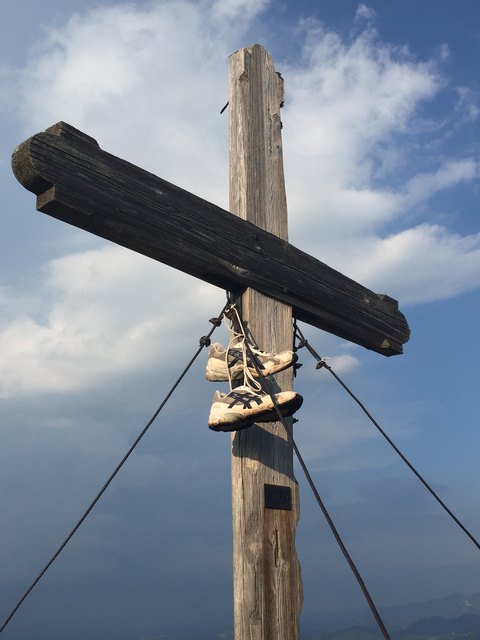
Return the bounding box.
[12,45,409,639]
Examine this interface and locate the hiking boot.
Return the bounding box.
[208,385,303,432]
[205,342,297,382]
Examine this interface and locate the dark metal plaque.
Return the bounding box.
[264,484,292,511]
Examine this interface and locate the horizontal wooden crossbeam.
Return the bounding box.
[12,122,409,355]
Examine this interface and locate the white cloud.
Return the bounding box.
[0,65,19,116]
[437,42,450,62]
[454,86,480,123]
[0,245,224,398]
[281,19,479,299]
[210,0,269,21]
[400,159,478,209]
[3,0,479,399]
[354,4,377,22]
[351,224,480,303]
[284,22,442,215]
[18,1,239,204]
[326,354,359,374]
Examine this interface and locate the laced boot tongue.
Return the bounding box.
[231,340,265,355]
[230,384,263,395]
[250,346,268,356]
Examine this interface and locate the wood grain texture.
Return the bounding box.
[11,123,409,356]
[229,44,303,640]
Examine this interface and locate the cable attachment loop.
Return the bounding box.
[209,317,222,327]
[224,304,238,322]
[199,336,211,348]
[295,338,307,350]
[293,362,303,378]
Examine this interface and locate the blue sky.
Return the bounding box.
[1,1,479,638]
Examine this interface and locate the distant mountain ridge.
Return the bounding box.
[381,592,480,631]
[404,612,480,635]
[314,613,480,639]
[301,592,480,639]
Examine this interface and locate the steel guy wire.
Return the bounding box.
[235,314,392,640]
[0,300,230,635]
[293,323,480,553]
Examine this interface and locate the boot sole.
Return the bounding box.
[209,394,303,433]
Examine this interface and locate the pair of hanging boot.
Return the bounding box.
[206,339,303,432]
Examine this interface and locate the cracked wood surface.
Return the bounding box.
[12,122,409,356]
[229,44,303,640]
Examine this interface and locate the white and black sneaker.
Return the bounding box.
[208,385,303,432]
[206,342,297,382]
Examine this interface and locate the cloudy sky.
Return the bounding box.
[1,0,479,638]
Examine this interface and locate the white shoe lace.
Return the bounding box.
[225,304,263,395]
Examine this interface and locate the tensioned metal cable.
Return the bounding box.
[233,313,392,640]
[0,300,230,635]
[294,323,480,553]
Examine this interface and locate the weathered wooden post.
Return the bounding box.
[229,44,303,639]
[11,43,409,638]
